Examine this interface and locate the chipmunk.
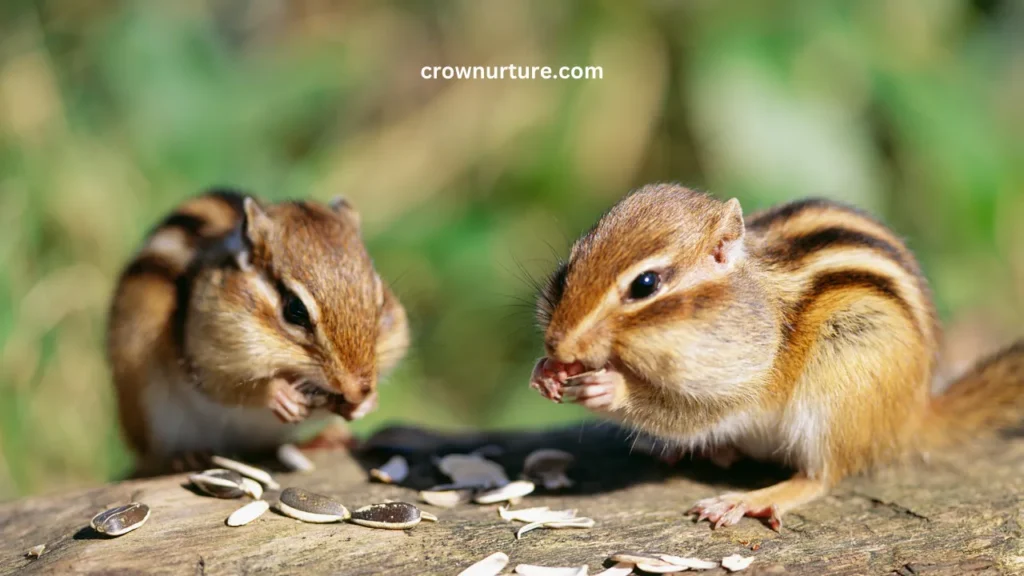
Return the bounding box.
[108,190,409,471]
[530,183,1024,530]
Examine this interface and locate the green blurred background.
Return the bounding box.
[1,0,1022,500]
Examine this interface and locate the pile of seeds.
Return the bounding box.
[458,551,756,575]
[84,452,438,539]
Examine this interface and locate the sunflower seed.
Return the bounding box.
[189,469,246,498]
[277,443,315,472]
[514,565,588,576]
[659,555,718,570]
[90,502,150,537]
[635,563,687,574]
[240,477,263,499]
[498,506,577,523]
[226,500,270,527]
[475,480,535,504]
[438,454,508,488]
[458,552,509,576]
[24,545,45,559]
[515,517,594,539]
[419,488,472,508]
[369,455,409,484]
[277,487,349,523]
[211,455,280,489]
[349,502,421,529]
[607,552,669,566]
[523,449,575,490]
[420,511,439,522]
[721,554,755,572]
[593,564,633,576]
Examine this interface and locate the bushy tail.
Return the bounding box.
[922,340,1024,450]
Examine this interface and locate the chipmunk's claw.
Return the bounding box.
[689,494,782,532]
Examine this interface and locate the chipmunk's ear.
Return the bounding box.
[239,196,273,269]
[711,198,745,268]
[329,196,362,233]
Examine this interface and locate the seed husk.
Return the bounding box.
[211,455,280,489]
[437,454,508,488]
[90,502,150,537]
[420,511,439,522]
[278,487,350,523]
[593,564,633,576]
[350,502,422,529]
[240,478,263,499]
[721,554,755,572]
[522,449,575,490]
[419,488,473,508]
[635,563,687,574]
[369,455,409,484]
[498,506,577,523]
[607,552,670,566]
[190,469,246,498]
[227,500,270,527]
[515,517,595,539]
[658,555,718,570]
[458,552,509,576]
[24,545,45,559]
[277,443,315,473]
[514,565,588,576]
[474,480,535,504]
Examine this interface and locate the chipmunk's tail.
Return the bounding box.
[921,340,1024,450]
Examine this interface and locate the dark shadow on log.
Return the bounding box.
[353,422,794,494]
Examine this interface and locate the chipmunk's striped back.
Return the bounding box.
[107,190,247,455]
[748,198,938,355]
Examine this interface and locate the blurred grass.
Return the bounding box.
[0,0,1022,500]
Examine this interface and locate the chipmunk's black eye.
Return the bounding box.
[628,271,661,300]
[282,290,312,330]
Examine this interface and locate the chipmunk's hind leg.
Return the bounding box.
[689,473,827,531]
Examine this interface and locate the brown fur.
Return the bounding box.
[107,190,408,461]
[536,183,1023,525]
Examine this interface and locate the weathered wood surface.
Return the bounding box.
[2,425,1022,575]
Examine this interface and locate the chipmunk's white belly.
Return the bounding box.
[142,371,318,456]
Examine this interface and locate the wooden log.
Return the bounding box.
[1,425,1021,575]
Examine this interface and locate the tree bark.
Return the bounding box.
[1,425,1021,575]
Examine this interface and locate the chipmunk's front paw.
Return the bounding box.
[689,493,781,531]
[268,378,310,423]
[529,357,567,402]
[561,368,626,413]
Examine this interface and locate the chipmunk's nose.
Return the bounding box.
[332,371,375,405]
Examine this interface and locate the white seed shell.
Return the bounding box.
[211,455,280,489]
[419,489,472,508]
[458,552,510,576]
[721,554,755,572]
[226,500,270,527]
[421,511,439,522]
[514,564,588,576]
[635,563,687,574]
[659,555,718,570]
[474,480,535,504]
[24,545,45,559]
[240,478,263,499]
[277,443,315,472]
[498,506,577,523]
[515,517,595,539]
[369,455,409,484]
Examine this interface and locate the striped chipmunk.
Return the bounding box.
[108,190,409,472]
[530,183,1024,530]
